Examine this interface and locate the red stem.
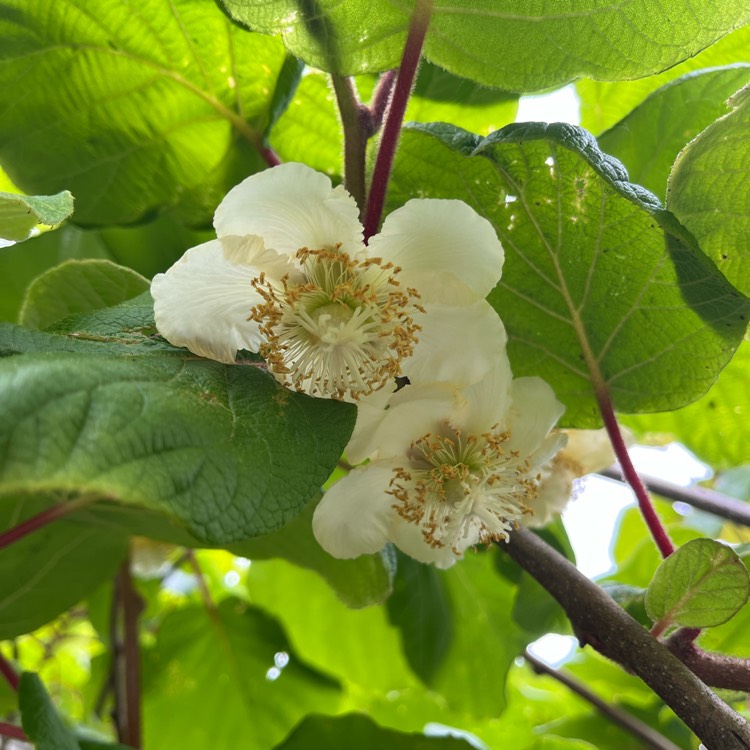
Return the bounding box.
[368,70,398,134]
[0,497,94,551]
[362,0,433,241]
[260,146,281,167]
[0,721,28,741]
[596,388,675,558]
[0,654,19,692]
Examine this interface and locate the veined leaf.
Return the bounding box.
[389,122,748,425]
[646,538,750,630]
[0,0,295,226]
[220,0,749,91]
[668,85,750,296]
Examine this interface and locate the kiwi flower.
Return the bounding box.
[151,163,505,401]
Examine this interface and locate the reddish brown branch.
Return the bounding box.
[0,496,93,551]
[0,654,19,692]
[500,528,750,748]
[0,721,28,741]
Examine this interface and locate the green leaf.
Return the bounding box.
[0,191,74,242]
[229,496,395,608]
[0,494,128,639]
[142,599,339,749]
[597,65,750,200]
[577,24,750,134]
[623,339,750,469]
[389,122,749,426]
[645,538,750,630]
[0,0,293,226]
[273,714,474,749]
[386,553,453,684]
[18,672,80,750]
[220,0,749,91]
[0,298,356,545]
[19,260,149,331]
[668,84,750,296]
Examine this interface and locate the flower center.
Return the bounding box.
[250,246,423,400]
[388,424,539,553]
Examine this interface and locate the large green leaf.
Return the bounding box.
[645,538,750,630]
[142,599,339,749]
[220,0,748,91]
[0,495,128,639]
[668,85,750,296]
[19,260,149,331]
[623,339,750,469]
[389,122,748,426]
[274,714,474,749]
[578,24,750,134]
[0,296,356,545]
[0,191,74,242]
[0,0,296,226]
[597,66,750,201]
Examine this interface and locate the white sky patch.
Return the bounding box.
[516,84,581,125]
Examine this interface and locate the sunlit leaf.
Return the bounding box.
[577,25,750,134]
[389,122,749,426]
[0,0,295,226]
[645,538,750,630]
[142,599,339,749]
[668,85,750,296]
[220,0,749,91]
[0,191,74,242]
[597,65,750,200]
[623,340,750,469]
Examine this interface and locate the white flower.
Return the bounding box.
[151,163,505,400]
[312,359,566,568]
[524,428,621,527]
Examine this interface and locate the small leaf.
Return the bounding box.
[19,259,149,331]
[273,714,475,749]
[0,191,74,241]
[18,672,80,750]
[645,538,750,630]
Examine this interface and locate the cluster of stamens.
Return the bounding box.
[388,423,540,553]
[250,246,423,400]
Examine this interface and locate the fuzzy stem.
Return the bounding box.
[598,467,750,527]
[524,650,681,750]
[260,146,282,167]
[500,528,750,748]
[0,496,95,551]
[369,70,398,134]
[0,654,19,692]
[362,0,433,241]
[0,722,27,741]
[596,389,674,557]
[331,75,370,214]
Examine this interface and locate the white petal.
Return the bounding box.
[403,301,507,387]
[151,239,263,364]
[388,516,461,569]
[347,382,460,464]
[505,377,566,458]
[524,460,576,528]
[214,163,364,257]
[561,428,618,475]
[459,358,515,434]
[312,464,396,559]
[369,199,504,303]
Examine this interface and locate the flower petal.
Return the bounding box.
[506,377,566,458]
[525,458,577,528]
[312,463,397,559]
[459,358,515,434]
[214,162,363,257]
[346,382,460,464]
[151,238,263,363]
[388,516,462,569]
[561,428,617,475]
[369,199,504,302]
[403,301,507,387]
